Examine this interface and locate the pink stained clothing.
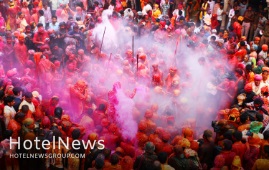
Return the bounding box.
[21,7,30,23]
[16,18,28,30]
[3,105,16,128]
[30,13,39,25]
[43,7,52,24]
[219,151,236,169]
[165,73,180,91]
[38,58,55,78]
[7,7,20,31]
[14,42,28,66]
[0,17,5,27]
[212,3,220,15]
[154,29,168,43]
[232,141,247,161]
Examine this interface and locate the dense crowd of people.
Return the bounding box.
[0,0,269,169]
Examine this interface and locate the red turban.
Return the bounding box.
[182,127,194,138]
[244,83,252,93]
[254,74,262,81]
[262,44,268,51]
[139,53,147,60]
[41,116,51,128]
[262,67,269,72]
[88,133,98,141]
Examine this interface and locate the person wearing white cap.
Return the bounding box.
[207,29,219,42]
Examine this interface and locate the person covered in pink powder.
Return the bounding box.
[0,12,5,28]
[69,80,91,121]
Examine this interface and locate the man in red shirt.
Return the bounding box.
[33,23,49,51]
[219,139,236,169]
[233,16,243,40]
[232,131,247,161]
[14,34,28,67]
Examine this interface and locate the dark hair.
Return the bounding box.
[256,113,264,122]
[52,129,62,141]
[76,16,81,21]
[245,64,252,71]
[223,139,233,151]
[211,36,216,41]
[263,70,269,74]
[233,131,242,141]
[240,112,248,123]
[3,130,13,139]
[264,130,269,140]
[223,130,233,141]
[24,92,33,98]
[71,128,81,139]
[52,15,57,19]
[235,68,243,76]
[158,152,168,164]
[86,108,93,116]
[59,22,66,26]
[264,145,269,156]
[95,154,105,169]
[0,90,4,101]
[240,41,246,46]
[178,10,182,16]
[98,104,107,111]
[37,23,44,28]
[254,98,264,106]
[21,105,29,113]
[15,112,26,120]
[38,10,44,16]
[13,87,22,96]
[110,153,119,165]
[103,148,111,159]
[4,96,15,105]
[54,107,63,119]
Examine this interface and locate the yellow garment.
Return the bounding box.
[252,159,269,170]
[199,2,208,20]
[140,0,145,9]
[248,72,255,83]
[67,153,80,170]
[6,17,11,31]
[161,164,175,170]
[39,1,43,8]
[121,0,127,8]
[170,16,176,27]
[153,9,161,19]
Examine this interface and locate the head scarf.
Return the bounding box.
[250,121,263,134]
[244,83,252,93]
[254,74,262,81]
